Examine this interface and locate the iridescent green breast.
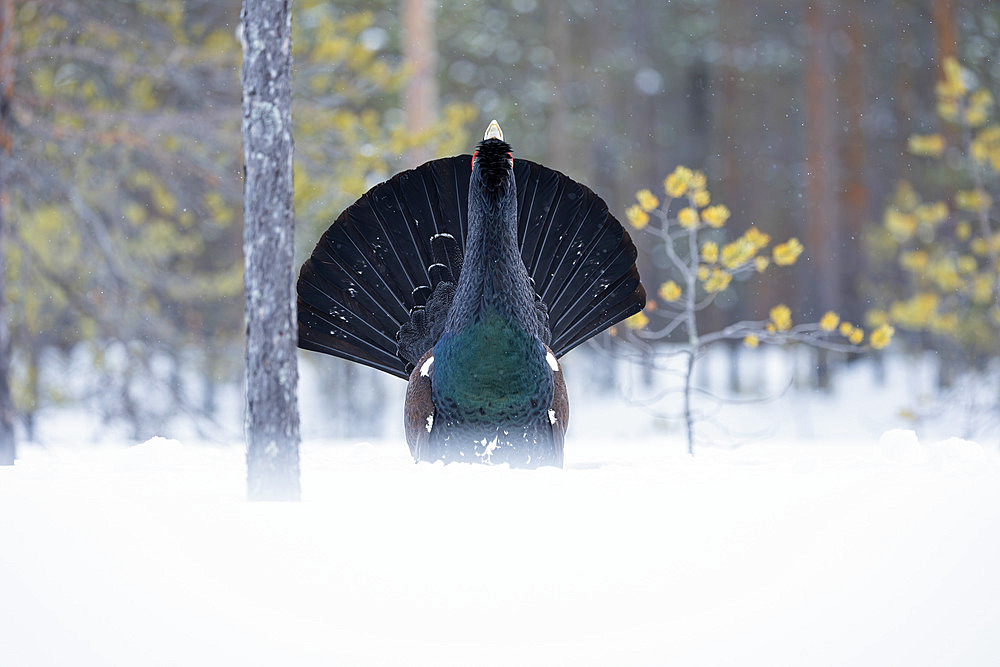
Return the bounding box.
[431,312,553,426]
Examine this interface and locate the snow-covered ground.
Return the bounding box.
[3,429,1000,666]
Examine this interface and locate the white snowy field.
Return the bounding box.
[3,430,1000,667]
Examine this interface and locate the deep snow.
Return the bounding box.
[3,430,1000,667]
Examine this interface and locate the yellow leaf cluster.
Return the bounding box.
[659,280,682,302]
[664,166,694,198]
[720,238,756,269]
[701,241,719,264]
[702,268,732,293]
[701,205,730,228]
[971,125,1000,171]
[889,293,939,330]
[772,238,803,266]
[869,324,894,350]
[955,189,992,212]
[625,205,649,229]
[743,334,759,348]
[819,311,840,331]
[935,57,967,120]
[625,311,649,330]
[678,207,699,229]
[636,189,659,212]
[908,134,945,157]
[769,304,792,332]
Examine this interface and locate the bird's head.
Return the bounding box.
[471,120,514,198]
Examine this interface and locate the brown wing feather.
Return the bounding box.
[404,349,435,460]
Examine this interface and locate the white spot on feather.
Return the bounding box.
[420,356,434,377]
[425,414,434,433]
[548,409,557,425]
[545,350,559,371]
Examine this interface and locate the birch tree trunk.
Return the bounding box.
[0,0,16,466]
[240,0,300,501]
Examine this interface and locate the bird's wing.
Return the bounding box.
[404,349,436,460]
[546,345,568,468]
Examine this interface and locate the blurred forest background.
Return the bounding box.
[0,0,998,444]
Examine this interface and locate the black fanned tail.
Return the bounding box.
[297,155,646,379]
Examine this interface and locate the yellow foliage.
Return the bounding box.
[868,324,894,349]
[769,304,792,332]
[636,189,659,212]
[701,241,719,264]
[972,275,994,304]
[958,255,978,274]
[692,189,710,208]
[626,205,649,229]
[915,201,948,226]
[936,56,967,103]
[772,238,803,266]
[720,237,757,269]
[755,256,769,272]
[819,311,840,331]
[848,327,864,345]
[743,334,759,348]
[908,134,945,157]
[885,208,918,241]
[744,226,770,248]
[955,189,991,212]
[625,311,649,330]
[839,321,856,338]
[702,268,732,293]
[889,293,939,330]
[900,250,929,272]
[658,280,682,302]
[664,166,693,198]
[678,207,699,229]
[701,205,730,228]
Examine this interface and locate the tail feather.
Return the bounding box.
[297,154,645,377]
[552,268,645,353]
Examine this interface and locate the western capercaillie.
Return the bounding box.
[297,121,645,467]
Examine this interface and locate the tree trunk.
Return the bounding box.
[804,1,841,389]
[0,0,15,465]
[840,2,869,325]
[402,0,438,165]
[240,0,301,501]
[545,2,571,168]
[931,0,957,67]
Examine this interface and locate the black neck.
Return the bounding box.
[447,147,537,332]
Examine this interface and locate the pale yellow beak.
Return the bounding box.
[484,119,503,141]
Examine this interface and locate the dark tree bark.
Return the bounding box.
[240,0,300,501]
[0,0,15,466]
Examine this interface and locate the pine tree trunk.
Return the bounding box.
[402,0,438,165]
[240,0,300,501]
[805,1,841,389]
[840,2,869,325]
[0,0,16,466]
